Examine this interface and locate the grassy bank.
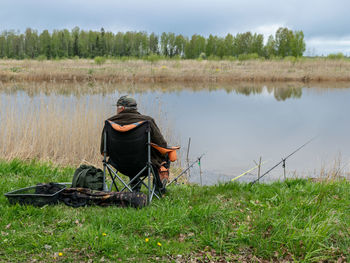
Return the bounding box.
[1,58,350,84]
[0,159,349,262]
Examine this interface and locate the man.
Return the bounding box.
[100,95,170,192]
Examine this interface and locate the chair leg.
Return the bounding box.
[106,164,133,192]
[145,165,161,202]
[106,165,119,191]
[120,166,147,192]
[104,162,161,203]
[151,165,162,197]
[140,180,160,200]
[147,164,151,204]
[107,166,119,192]
[102,131,108,191]
[103,162,108,192]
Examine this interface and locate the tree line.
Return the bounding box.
[0,27,305,59]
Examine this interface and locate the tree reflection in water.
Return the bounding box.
[0,82,348,101]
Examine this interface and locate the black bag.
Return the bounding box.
[72,165,104,191]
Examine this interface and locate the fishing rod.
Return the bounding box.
[250,137,316,185]
[231,160,268,182]
[168,153,205,186]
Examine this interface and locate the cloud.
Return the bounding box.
[1,0,349,54]
[306,37,350,56]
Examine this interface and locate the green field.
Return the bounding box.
[0,159,349,262]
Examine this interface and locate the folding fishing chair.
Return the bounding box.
[102,119,179,203]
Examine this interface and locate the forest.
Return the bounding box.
[0,27,305,60]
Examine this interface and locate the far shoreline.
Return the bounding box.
[1,58,350,84]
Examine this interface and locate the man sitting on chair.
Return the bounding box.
[100,95,170,193]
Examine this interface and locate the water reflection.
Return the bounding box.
[1,83,350,184]
[270,86,302,101]
[1,82,349,101]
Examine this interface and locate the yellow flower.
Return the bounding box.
[216,68,220,72]
[102,233,107,236]
[145,238,149,242]
[157,242,162,247]
[58,252,63,257]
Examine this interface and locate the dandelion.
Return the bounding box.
[58,252,63,257]
[145,238,149,242]
[102,233,107,236]
[157,242,162,247]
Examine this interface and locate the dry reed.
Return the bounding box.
[0,91,179,170]
[0,95,106,166]
[311,154,350,182]
[1,59,350,84]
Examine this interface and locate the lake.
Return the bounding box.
[1,83,349,184]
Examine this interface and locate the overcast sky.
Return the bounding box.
[1,0,349,55]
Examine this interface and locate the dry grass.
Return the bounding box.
[0,91,179,170]
[0,95,106,166]
[310,154,350,182]
[1,58,350,84]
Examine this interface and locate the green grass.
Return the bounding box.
[0,159,349,262]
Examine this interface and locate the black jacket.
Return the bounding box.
[100,109,167,168]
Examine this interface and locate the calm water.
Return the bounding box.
[1,84,350,184]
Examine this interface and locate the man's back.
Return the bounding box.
[101,108,167,168]
[101,95,171,191]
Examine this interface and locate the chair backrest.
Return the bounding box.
[104,120,150,177]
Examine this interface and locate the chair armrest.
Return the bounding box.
[150,143,180,162]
